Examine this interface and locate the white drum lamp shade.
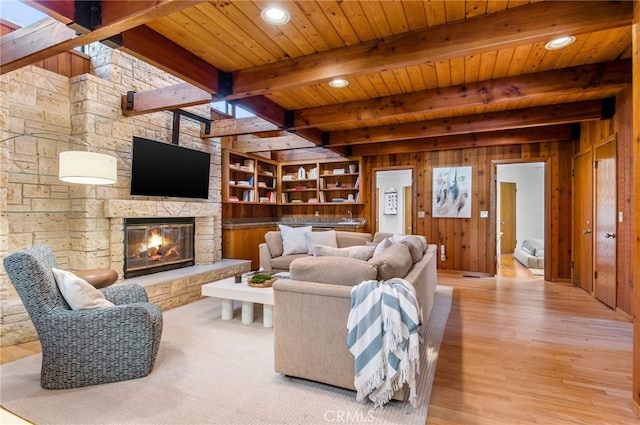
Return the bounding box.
[58,151,118,185]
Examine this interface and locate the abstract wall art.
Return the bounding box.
[432,166,472,218]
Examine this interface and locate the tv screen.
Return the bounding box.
[130,137,211,199]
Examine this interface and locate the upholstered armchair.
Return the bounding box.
[3,245,163,389]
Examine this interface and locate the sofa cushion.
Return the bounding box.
[271,254,309,271]
[368,243,413,280]
[305,230,338,254]
[313,244,376,261]
[290,256,378,286]
[279,224,312,255]
[373,232,394,244]
[265,231,284,258]
[336,232,372,247]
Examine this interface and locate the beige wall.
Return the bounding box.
[0,45,222,346]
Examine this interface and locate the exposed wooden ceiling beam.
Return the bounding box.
[326,100,604,147]
[351,125,572,156]
[203,112,325,146]
[272,148,343,162]
[233,134,316,153]
[121,82,211,116]
[230,1,633,98]
[1,17,76,73]
[1,0,205,74]
[118,26,222,95]
[206,117,279,137]
[292,60,631,130]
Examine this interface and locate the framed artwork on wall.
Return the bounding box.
[433,166,472,218]
[384,188,397,215]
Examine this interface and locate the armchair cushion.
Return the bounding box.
[52,268,115,310]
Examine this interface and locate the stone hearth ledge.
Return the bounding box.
[122,259,251,311]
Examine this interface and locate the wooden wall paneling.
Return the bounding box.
[631,0,639,410]
[363,140,573,279]
[554,141,575,281]
[614,87,634,316]
[574,87,633,316]
[222,224,278,270]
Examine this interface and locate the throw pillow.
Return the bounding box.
[305,230,338,254]
[392,234,428,263]
[52,268,115,310]
[279,224,312,255]
[368,243,413,280]
[372,237,394,257]
[314,244,376,261]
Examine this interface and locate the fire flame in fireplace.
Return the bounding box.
[147,229,163,250]
[138,228,180,262]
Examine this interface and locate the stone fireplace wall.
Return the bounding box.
[0,45,222,346]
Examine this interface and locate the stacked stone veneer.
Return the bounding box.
[0,44,224,346]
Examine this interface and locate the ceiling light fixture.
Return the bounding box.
[329,78,349,88]
[261,6,290,25]
[545,36,576,51]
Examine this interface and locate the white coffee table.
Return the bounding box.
[201,276,274,328]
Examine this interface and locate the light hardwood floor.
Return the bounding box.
[1,256,637,424]
[430,256,637,424]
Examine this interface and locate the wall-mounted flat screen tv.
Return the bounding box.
[130,136,211,199]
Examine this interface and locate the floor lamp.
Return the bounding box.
[1,132,118,185]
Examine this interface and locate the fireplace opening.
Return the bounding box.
[124,217,195,278]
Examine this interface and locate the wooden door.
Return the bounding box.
[572,151,593,294]
[403,185,412,234]
[594,140,617,308]
[500,182,517,254]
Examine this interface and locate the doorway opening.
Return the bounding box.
[496,162,546,278]
[375,169,413,234]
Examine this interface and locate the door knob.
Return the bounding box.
[582,229,591,235]
[605,232,616,239]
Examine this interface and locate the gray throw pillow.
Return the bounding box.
[368,243,413,280]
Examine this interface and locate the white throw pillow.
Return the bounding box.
[306,230,338,254]
[372,237,394,257]
[314,244,376,261]
[52,268,115,310]
[279,224,312,255]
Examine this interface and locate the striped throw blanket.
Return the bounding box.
[347,278,423,407]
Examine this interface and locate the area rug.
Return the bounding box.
[1,286,452,425]
[528,268,544,276]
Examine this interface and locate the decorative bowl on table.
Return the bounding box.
[248,273,276,288]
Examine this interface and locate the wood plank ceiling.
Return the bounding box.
[1,0,634,158]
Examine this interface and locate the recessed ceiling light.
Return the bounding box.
[261,6,290,25]
[545,36,576,51]
[329,78,349,88]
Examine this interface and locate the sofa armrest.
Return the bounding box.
[273,279,356,391]
[258,243,273,272]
